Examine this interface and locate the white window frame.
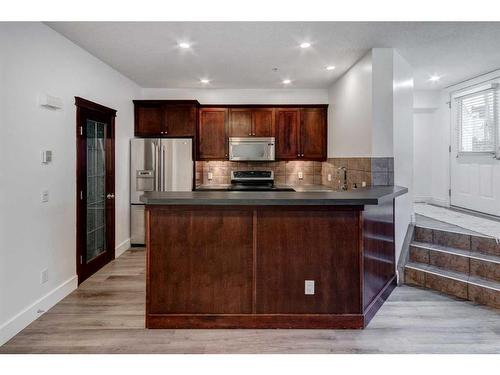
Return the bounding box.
[452,82,499,158]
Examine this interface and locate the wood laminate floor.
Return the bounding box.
[1,248,499,354]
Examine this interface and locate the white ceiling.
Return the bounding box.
[47,22,500,90]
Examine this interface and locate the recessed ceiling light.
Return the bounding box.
[179,42,191,49]
[200,79,210,84]
[326,66,336,71]
[429,75,440,82]
[300,42,311,48]
[282,79,291,84]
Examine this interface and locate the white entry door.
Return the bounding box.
[450,83,500,217]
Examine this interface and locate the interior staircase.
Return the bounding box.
[404,224,500,309]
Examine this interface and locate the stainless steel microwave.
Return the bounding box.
[228,137,275,161]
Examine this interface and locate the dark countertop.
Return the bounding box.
[140,185,408,206]
[195,183,336,192]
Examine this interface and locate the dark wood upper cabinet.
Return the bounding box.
[252,109,274,137]
[198,108,228,160]
[228,108,275,137]
[135,104,163,137]
[275,109,300,160]
[228,109,252,137]
[163,103,197,136]
[300,108,327,160]
[134,100,199,137]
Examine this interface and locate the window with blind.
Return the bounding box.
[456,87,498,154]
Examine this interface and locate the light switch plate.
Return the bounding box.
[305,280,315,295]
[207,172,213,180]
[298,171,303,179]
[41,150,52,164]
[41,269,48,284]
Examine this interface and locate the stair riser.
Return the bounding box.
[470,259,500,283]
[410,245,500,283]
[405,267,500,309]
[410,246,468,274]
[414,227,500,257]
[471,237,500,257]
[405,268,467,299]
[469,284,500,309]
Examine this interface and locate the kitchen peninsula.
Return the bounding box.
[142,186,407,329]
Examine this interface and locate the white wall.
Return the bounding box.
[392,51,414,263]
[141,88,328,104]
[327,52,373,157]
[413,90,440,203]
[0,22,140,345]
[372,49,394,158]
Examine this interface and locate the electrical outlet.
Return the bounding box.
[41,269,48,284]
[362,181,367,187]
[304,280,315,295]
[327,173,332,182]
[298,171,303,179]
[207,172,213,180]
[41,190,49,203]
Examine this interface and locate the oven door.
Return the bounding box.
[229,137,275,161]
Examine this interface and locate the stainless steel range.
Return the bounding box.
[228,170,294,191]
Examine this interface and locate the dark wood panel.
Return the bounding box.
[147,206,253,314]
[363,276,396,327]
[147,314,364,329]
[228,108,252,137]
[362,198,396,310]
[300,108,326,160]
[255,207,362,314]
[197,108,228,160]
[275,109,300,159]
[252,109,274,137]
[163,103,197,136]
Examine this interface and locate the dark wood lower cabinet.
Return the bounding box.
[146,201,396,329]
[256,208,361,314]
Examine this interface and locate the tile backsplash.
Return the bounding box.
[195,157,394,190]
[196,161,323,186]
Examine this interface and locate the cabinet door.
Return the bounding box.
[149,207,253,314]
[275,109,300,159]
[135,104,162,136]
[252,109,274,137]
[164,104,197,136]
[256,208,362,314]
[198,108,228,160]
[300,108,327,160]
[228,109,252,137]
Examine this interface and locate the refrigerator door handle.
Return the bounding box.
[152,141,159,191]
[161,144,166,191]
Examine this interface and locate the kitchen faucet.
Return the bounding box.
[338,167,348,191]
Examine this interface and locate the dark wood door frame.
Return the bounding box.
[75,97,117,284]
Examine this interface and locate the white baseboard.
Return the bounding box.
[115,238,130,258]
[429,197,450,207]
[414,195,432,203]
[0,275,77,346]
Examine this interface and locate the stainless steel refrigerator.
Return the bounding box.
[130,138,193,245]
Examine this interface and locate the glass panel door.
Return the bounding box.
[86,119,107,262]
